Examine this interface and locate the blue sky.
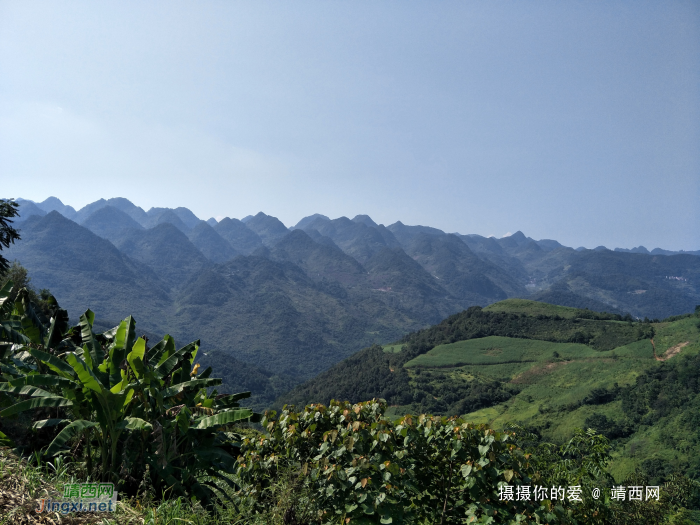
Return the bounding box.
[1,1,698,250]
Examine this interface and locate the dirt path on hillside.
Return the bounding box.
[651,339,690,362]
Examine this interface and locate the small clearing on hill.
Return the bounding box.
[657,341,690,361]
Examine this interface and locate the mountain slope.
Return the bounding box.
[187,221,238,263]
[113,223,211,289]
[82,205,144,243]
[3,212,170,330]
[172,255,421,379]
[244,212,290,246]
[35,197,77,219]
[279,299,700,481]
[214,217,264,254]
[269,229,366,285]
[304,216,399,264]
[404,233,525,302]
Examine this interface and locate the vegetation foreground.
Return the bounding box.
[0,284,698,523]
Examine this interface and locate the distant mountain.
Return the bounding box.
[14,200,47,221]
[172,254,422,379]
[113,223,211,289]
[534,239,564,252]
[72,199,110,224]
[147,207,201,230]
[614,246,650,254]
[386,221,445,248]
[35,197,77,219]
[404,233,524,302]
[363,246,462,324]
[5,196,699,409]
[244,212,290,246]
[82,205,144,243]
[495,230,531,253]
[269,229,365,285]
[104,197,150,226]
[4,212,170,331]
[214,217,264,254]
[187,221,238,263]
[303,216,401,264]
[294,213,330,230]
[538,249,700,319]
[352,214,379,228]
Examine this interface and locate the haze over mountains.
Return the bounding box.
[7,197,700,408]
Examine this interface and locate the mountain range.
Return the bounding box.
[6,196,700,408]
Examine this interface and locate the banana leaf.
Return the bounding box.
[0,323,30,344]
[29,348,75,378]
[154,341,199,379]
[45,308,70,350]
[79,310,104,369]
[193,409,254,430]
[149,334,174,367]
[7,374,77,390]
[44,420,98,457]
[33,418,70,429]
[66,353,105,395]
[161,378,222,399]
[0,396,73,417]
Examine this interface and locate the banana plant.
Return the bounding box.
[0,307,260,504]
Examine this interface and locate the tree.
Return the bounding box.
[0,199,20,275]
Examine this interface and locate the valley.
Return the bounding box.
[6,197,700,410]
[285,299,700,484]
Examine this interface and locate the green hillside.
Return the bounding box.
[404,336,605,368]
[281,299,700,484]
[484,298,597,318]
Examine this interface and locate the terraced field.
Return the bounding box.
[404,336,605,368]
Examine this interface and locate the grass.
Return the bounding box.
[483,299,583,319]
[382,344,405,353]
[391,313,700,486]
[404,336,608,368]
[0,446,319,525]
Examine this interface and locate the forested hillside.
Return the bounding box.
[283,299,700,484]
[7,197,700,408]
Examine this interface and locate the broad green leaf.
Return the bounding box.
[193,409,254,430]
[45,309,70,350]
[154,341,198,379]
[45,420,98,457]
[33,419,70,429]
[127,337,146,378]
[7,374,76,390]
[118,417,153,432]
[151,335,175,367]
[80,310,103,368]
[0,383,53,397]
[0,430,14,447]
[161,378,222,399]
[29,348,75,378]
[176,410,190,433]
[17,291,45,344]
[214,391,251,408]
[66,353,104,394]
[0,322,31,344]
[0,280,13,303]
[0,396,73,417]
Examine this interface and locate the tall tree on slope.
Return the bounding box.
[0,199,20,275]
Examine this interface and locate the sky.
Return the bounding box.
[1,1,699,250]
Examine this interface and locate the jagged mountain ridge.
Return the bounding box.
[7,197,700,408]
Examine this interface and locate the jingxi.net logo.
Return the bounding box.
[36,482,117,514]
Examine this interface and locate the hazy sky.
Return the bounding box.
[1,1,698,250]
